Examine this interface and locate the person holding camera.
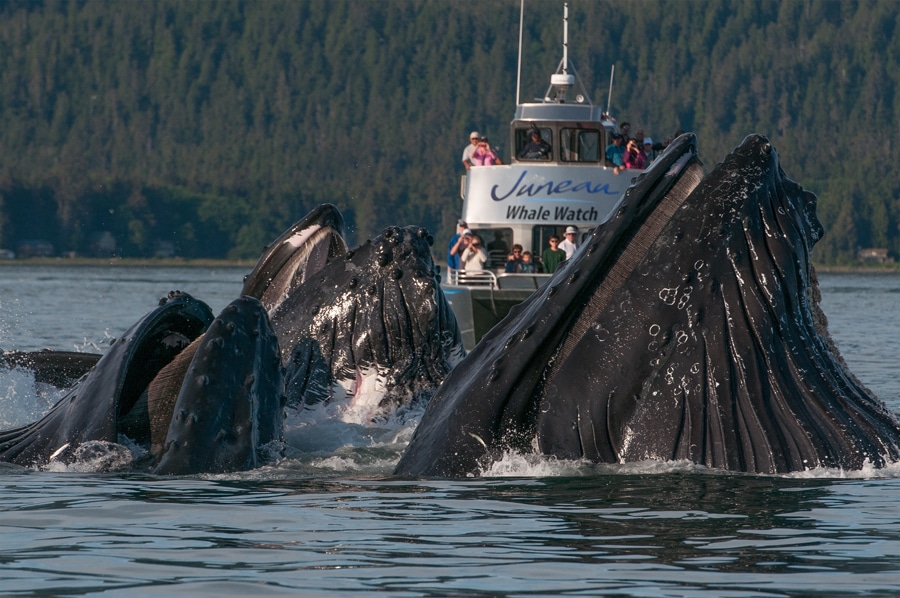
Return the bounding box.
[460,232,489,270]
[473,137,502,166]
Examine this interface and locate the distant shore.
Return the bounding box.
[812,264,900,273]
[0,257,897,274]
[0,257,256,268]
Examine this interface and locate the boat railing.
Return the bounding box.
[447,268,497,288]
[446,269,549,290]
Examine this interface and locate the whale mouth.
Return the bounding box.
[393,134,706,478]
[0,292,215,469]
[544,141,705,384]
[241,204,348,314]
[395,133,900,478]
[257,225,348,314]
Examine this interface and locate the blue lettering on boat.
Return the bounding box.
[491,170,618,201]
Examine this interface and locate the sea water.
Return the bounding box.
[1,266,898,596]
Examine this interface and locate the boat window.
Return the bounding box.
[532,225,590,252]
[515,128,552,161]
[475,228,514,268]
[561,128,600,162]
[531,226,560,256]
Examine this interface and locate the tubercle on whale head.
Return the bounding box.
[369,225,439,281]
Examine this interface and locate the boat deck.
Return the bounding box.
[442,269,550,350]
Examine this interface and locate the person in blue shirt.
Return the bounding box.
[447,220,468,269]
[504,244,524,272]
[605,133,625,174]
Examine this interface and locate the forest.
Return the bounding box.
[0,0,898,264]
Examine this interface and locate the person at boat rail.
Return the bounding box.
[559,226,578,260]
[520,251,538,273]
[643,138,657,164]
[504,244,524,273]
[460,232,489,270]
[447,220,469,269]
[518,130,551,160]
[462,131,481,170]
[623,138,646,170]
[473,137,502,166]
[542,236,566,274]
[605,134,626,174]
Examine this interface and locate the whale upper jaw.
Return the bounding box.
[395,133,900,478]
[242,203,348,314]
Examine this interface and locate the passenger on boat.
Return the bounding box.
[462,131,481,170]
[623,138,646,170]
[518,131,551,160]
[520,251,537,273]
[643,138,657,164]
[619,122,632,142]
[447,220,469,269]
[605,134,626,174]
[504,244,524,273]
[473,137,502,166]
[460,234,489,270]
[559,226,578,260]
[542,236,566,273]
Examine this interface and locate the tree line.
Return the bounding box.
[0,0,897,263]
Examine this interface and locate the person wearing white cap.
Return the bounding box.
[643,137,657,164]
[462,131,481,170]
[559,226,578,260]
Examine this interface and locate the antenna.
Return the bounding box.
[606,65,615,115]
[549,3,575,102]
[516,0,524,106]
[562,2,568,74]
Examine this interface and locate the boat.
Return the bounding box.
[444,3,644,350]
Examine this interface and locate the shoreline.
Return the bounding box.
[0,258,896,273]
[0,257,256,268]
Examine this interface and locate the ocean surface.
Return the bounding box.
[1,265,898,597]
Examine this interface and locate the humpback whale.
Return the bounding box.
[271,225,465,418]
[395,133,900,477]
[0,291,216,469]
[1,207,463,472]
[152,296,284,475]
[239,205,464,419]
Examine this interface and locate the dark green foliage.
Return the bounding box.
[0,1,897,262]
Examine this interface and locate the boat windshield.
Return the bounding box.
[515,127,553,161]
[561,128,601,162]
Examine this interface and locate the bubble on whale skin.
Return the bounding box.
[659,287,679,305]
